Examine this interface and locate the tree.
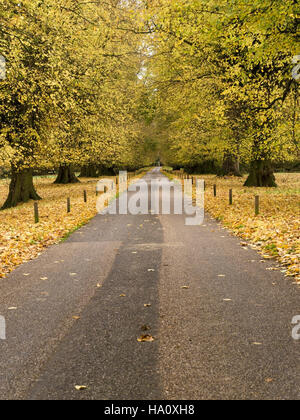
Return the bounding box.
[0,0,150,207]
[0,0,54,208]
[139,0,299,185]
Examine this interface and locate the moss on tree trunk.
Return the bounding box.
[1,168,41,210]
[244,160,277,187]
[54,165,80,184]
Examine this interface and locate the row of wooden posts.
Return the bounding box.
[33,188,105,224]
[32,172,261,224]
[33,174,135,223]
[178,175,260,216]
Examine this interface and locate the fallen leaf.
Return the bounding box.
[141,325,151,331]
[144,303,151,307]
[137,334,155,342]
[120,294,126,297]
[181,286,190,289]
[75,385,87,391]
[72,316,80,320]
[40,277,48,281]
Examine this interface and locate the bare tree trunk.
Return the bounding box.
[220,153,242,177]
[79,164,98,178]
[244,160,277,187]
[1,167,41,210]
[54,165,80,184]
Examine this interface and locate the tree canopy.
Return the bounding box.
[0,0,299,208]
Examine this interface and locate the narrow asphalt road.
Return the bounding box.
[0,169,299,400]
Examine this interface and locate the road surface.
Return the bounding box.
[0,169,299,400]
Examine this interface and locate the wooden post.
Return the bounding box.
[213,184,217,197]
[84,190,87,203]
[104,186,107,193]
[255,195,260,215]
[34,202,39,223]
[229,189,233,205]
[67,198,71,213]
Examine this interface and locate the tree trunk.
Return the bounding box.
[244,160,277,187]
[54,165,80,184]
[219,153,242,177]
[1,167,41,210]
[79,164,98,178]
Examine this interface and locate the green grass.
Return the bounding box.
[60,222,88,242]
